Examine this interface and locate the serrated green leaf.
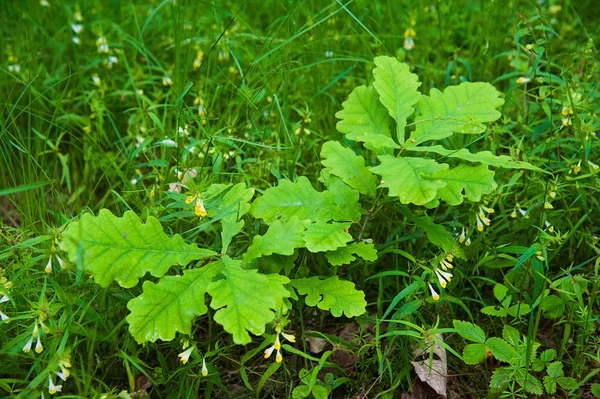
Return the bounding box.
[207,257,290,344]
[543,376,557,394]
[430,164,497,205]
[372,56,421,145]
[407,82,504,147]
[406,145,543,172]
[463,343,487,364]
[303,222,352,252]
[490,367,513,390]
[370,156,448,205]
[61,209,216,288]
[244,217,307,263]
[540,295,565,319]
[515,369,543,395]
[481,306,508,317]
[546,361,563,378]
[453,320,486,343]
[532,358,546,372]
[507,303,531,318]
[335,85,398,151]
[493,284,508,301]
[502,325,521,346]
[312,385,329,399]
[325,242,377,266]
[540,349,557,362]
[291,276,366,317]
[205,183,254,254]
[126,261,223,343]
[320,141,378,196]
[486,337,516,363]
[557,377,577,390]
[591,384,600,398]
[250,176,352,224]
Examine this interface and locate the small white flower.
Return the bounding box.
[96,36,109,53]
[325,50,333,57]
[0,295,8,304]
[91,75,101,87]
[0,310,8,321]
[428,283,440,301]
[177,347,194,364]
[23,336,33,353]
[40,0,50,6]
[162,76,173,86]
[435,269,452,288]
[8,64,21,73]
[404,36,415,51]
[516,77,531,84]
[73,11,83,21]
[48,376,62,394]
[281,331,296,343]
[458,228,466,244]
[275,349,283,363]
[71,24,83,34]
[56,255,66,269]
[45,256,53,273]
[264,345,275,359]
[158,139,177,147]
[35,335,43,353]
[72,37,81,45]
[588,160,599,172]
[202,358,208,376]
[518,207,528,218]
[54,370,68,381]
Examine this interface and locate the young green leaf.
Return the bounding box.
[507,303,531,318]
[556,377,577,390]
[244,217,307,263]
[325,242,377,266]
[302,221,352,252]
[320,141,378,196]
[205,183,255,254]
[320,171,363,222]
[411,215,462,256]
[126,261,224,343]
[372,55,421,145]
[540,349,557,362]
[335,85,398,151]
[61,209,216,288]
[406,82,503,147]
[493,284,509,301]
[430,164,497,205]
[543,376,557,394]
[250,177,351,224]
[453,320,486,343]
[406,145,543,172]
[481,305,508,317]
[291,276,367,317]
[463,343,487,364]
[207,257,290,344]
[370,156,448,205]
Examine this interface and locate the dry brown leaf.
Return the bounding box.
[410,333,447,397]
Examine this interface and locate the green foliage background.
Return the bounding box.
[1,0,599,398]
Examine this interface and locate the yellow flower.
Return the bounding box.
[465,237,471,246]
[428,283,440,301]
[573,160,582,174]
[275,350,283,363]
[588,160,599,172]
[195,198,207,217]
[264,328,295,363]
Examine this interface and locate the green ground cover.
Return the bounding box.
[1,0,599,398]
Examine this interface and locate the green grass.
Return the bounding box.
[1,0,599,398]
